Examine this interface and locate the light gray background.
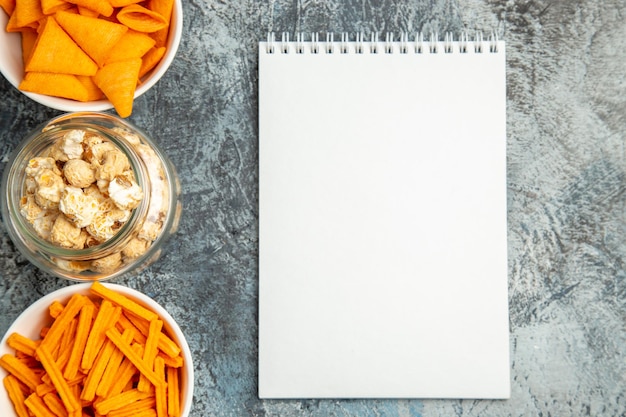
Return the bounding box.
[1,1,624,416]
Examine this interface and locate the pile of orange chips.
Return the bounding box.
[0,0,175,117]
[0,282,184,417]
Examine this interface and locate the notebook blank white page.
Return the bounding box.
[258,37,509,399]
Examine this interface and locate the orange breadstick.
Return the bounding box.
[166,365,180,417]
[24,393,57,417]
[105,328,164,388]
[107,343,142,397]
[60,317,78,357]
[107,397,156,417]
[125,313,180,358]
[117,312,147,345]
[81,301,121,371]
[96,328,134,397]
[154,356,167,417]
[36,346,81,413]
[40,293,87,352]
[7,333,39,357]
[157,351,182,368]
[3,375,30,417]
[43,391,68,417]
[90,282,158,322]
[93,388,153,415]
[137,319,162,392]
[0,354,42,391]
[64,302,95,380]
[49,301,65,319]
[80,337,116,402]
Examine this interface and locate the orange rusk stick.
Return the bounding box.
[60,317,78,354]
[125,313,180,358]
[157,351,183,368]
[40,293,87,352]
[154,356,167,417]
[107,343,142,396]
[64,302,95,380]
[167,365,180,417]
[36,382,56,397]
[137,319,162,392]
[49,300,65,319]
[24,393,57,417]
[107,397,156,417]
[105,328,164,388]
[117,312,147,344]
[90,282,158,322]
[43,392,68,417]
[36,346,81,413]
[93,388,153,415]
[80,337,116,402]
[81,301,121,371]
[3,374,31,417]
[0,354,42,391]
[96,328,133,397]
[7,333,39,357]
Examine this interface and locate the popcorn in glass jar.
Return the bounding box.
[1,112,182,281]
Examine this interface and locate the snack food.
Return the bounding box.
[1,0,175,117]
[0,282,185,417]
[20,128,145,258]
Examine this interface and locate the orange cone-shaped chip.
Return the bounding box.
[64,0,113,17]
[26,16,98,75]
[147,0,173,47]
[138,46,165,78]
[0,0,15,15]
[94,58,141,118]
[76,75,105,100]
[20,29,37,65]
[116,4,167,33]
[19,72,90,101]
[55,10,128,67]
[41,0,71,15]
[104,29,154,64]
[13,0,45,28]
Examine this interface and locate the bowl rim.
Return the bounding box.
[0,0,183,112]
[0,282,194,417]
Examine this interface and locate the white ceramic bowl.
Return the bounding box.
[0,1,182,112]
[0,283,193,417]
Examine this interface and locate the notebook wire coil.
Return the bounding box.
[264,31,501,55]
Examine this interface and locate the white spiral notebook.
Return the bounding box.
[258,32,510,399]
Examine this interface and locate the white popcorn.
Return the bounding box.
[63,159,95,188]
[122,237,149,260]
[59,186,99,229]
[45,130,85,162]
[108,175,143,210]
[34,168,64,204]
[95,150,130,181]
[61,129,85,160]
[18,127,155,276]
[49,215,86,249]
[19,195,45,223]
[91,252,122,273]
[32,211,58,240]
[87,142,117,165]
[25,157,60,177]
[112,127,142,146]
[86,208,129,242]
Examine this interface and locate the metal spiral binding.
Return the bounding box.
[265,31,500,54]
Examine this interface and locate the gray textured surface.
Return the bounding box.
[1,1,625,416]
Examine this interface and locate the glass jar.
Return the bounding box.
[1,112,182,281]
